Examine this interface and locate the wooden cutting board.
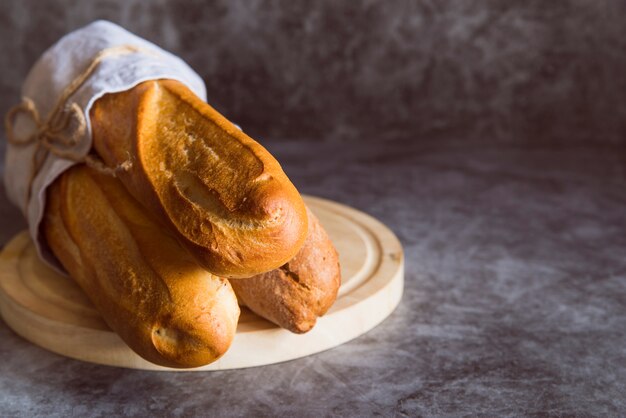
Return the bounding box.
[0,196,403,371]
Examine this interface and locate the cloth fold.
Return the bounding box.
[3,20,207,268]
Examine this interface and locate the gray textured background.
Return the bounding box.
[1,2,626,417]
[1,0,626,149]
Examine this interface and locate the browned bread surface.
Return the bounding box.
[230,208,341,333]
[43,165,240,368]
[91,79,307,278]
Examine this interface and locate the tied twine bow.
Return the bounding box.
[4,44,146,208]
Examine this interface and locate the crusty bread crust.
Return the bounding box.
[44,165,240,368]
[91,80,308,278]
[230,208,341,333]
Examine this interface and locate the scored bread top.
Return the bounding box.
[91,80,308,278]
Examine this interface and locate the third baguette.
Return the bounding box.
[230,208,341,333]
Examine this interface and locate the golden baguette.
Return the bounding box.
[43,165,240,368]
[90,80,307,278]
[230,208,341,333]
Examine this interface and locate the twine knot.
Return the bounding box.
[5,97,87,161]
[3,44,146,207]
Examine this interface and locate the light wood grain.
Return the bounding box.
[0,196,404,371]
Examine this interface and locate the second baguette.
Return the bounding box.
[44,165,240,368]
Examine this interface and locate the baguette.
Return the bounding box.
[43,165,240,368]
[230,208,340,333]
[90,80,307,278]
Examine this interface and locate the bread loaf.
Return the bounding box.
[230,208,340,333]
[90,80,307,278]
[44,165,240,368]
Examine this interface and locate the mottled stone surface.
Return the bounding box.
[1,0,626,152]
[1,139,625,416]
[1,2,626,416]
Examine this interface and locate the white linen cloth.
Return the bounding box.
[3,20,207,267]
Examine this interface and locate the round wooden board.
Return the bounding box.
[0,196,404,371]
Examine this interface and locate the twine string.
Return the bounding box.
[4,44,146,207]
